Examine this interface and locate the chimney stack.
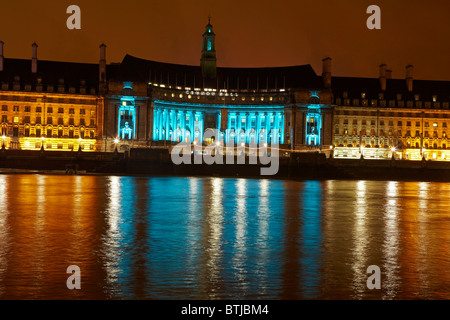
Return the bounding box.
[99,44,106,82]
[31,42,38,73]
[406,65,413,92]
[386,69,392,79]
[379,64,387,91]
[0,41,4,72]
[322,57,331,89]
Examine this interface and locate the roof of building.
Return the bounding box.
[0,58,100,94]
[332,76,450,101]
[108,54,323,91]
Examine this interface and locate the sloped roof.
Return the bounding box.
[331,76,450,101]
[0,58,100,92]
[109,54,323,90]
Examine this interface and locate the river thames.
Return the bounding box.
[0,174,448,299]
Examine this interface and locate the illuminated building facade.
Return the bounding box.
[2,20,450,161]
[331,64,450,161]
[0,41,102,151]
[103,21,333,151]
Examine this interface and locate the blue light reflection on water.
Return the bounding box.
[0,175,449,299]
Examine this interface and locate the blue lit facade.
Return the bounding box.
[118,96,136,140]
[152,100,285,145]
[101,19,334,151]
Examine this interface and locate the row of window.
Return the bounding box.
[336,99,449,109]
[339,119,447,127]
[342,92,441,102]
[337,128,448,138]
[336,140,448,149]
[1,116,95,126]
[337,110,448,118]
[32,143,95,150]
[1,126,95,139]
[0,95,97,105]
[162,92,283,102]
[1,105,95,115]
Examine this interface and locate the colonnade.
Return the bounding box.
[153,107,284,145]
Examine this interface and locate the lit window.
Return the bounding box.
[14,117,19,123]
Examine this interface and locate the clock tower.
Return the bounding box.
[200,17,217,79]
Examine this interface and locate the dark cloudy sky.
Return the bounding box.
[1,0,449,80]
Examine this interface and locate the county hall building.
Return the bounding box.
[0,20,449,161]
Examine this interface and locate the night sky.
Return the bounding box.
[1,0,449,80]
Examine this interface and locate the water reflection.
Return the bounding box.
[382,181,400,299]
[0,175,9,296]
[352,180,368,299]
[0,175,449,299]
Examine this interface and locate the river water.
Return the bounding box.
[0,175,448,299]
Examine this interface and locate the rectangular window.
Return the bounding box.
[36,117,41,124]
[24,116,30,123]
[1,105,7,111]
[80,118,85,126]
[47,107,53,113]
[80,109,85,115]
[36,106,42,113]
[69,108,75,114]
[47,129,52,137]
[90,119,95,126]
[24,128,30,137]
[397,121,402,126]
[14,116,19,123]
[25,106,31,112]
[407,121,411,126]
[13,105,19,112]
[1,115,7,123]
[416,121,420,127]
[47,117,53,124]
[58,108,64,113]
[58,118,64,125]
[69,118,74,125]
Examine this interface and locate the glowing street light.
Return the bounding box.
[391,147,396,152]
[114,138,119,144]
